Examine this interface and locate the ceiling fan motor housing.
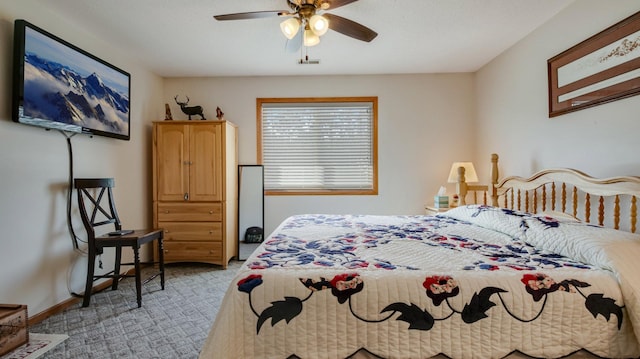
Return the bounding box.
[287,0,331,12]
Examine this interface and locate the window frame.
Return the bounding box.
[257,97,378,196]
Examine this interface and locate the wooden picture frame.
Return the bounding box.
[548,11,640,117]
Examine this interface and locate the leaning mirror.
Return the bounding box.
[237,165,264,260]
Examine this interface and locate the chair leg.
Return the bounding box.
[112,245,122,290]
[158,235,165,290]
[134,246,142,308]
[83,247,96,307]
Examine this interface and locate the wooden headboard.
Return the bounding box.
[456,153,640,233]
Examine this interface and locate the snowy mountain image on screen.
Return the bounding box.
[22,52,129,135]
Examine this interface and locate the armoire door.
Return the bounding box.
[189,123,223,202]
[156,123,189,202]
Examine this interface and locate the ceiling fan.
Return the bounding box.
[213,0,378,47]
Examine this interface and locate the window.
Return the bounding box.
[258,97,378,195]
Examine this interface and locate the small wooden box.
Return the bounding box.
[0,304,28,356]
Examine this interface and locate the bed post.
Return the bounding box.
[490,153,499,206]
[455,154,499,206]
[456,167,469,205]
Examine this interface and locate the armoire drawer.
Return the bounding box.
[163,241,222,263]
[157,202,222,222]
[159,222,222,242]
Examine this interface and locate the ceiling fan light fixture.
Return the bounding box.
[280,17,301,39]
[214,1,378,46]
[309,14,329,36]
[303,28,320,46]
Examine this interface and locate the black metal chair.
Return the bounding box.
[75,178,164,307]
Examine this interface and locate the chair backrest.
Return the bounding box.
[75,178,122,240]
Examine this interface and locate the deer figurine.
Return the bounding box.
[174,95,206,120]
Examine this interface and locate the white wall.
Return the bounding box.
[164,74,476,233]
[476,0,640,179]
[0,1,163,315]
[10,0,633,319]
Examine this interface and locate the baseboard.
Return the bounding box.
[27,268,135,326]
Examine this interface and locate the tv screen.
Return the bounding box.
[12,19,131,140]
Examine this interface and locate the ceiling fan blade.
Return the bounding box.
[322,0,358,10]
[323,13,377,42]
[214,11,286,21]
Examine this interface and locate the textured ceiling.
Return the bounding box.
[43,0,575,77]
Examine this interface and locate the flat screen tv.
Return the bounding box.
[12,19,131,140]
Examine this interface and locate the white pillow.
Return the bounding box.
[522,216,640,271]
[536,211,580,223]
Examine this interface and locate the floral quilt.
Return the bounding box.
[199,206,640,359]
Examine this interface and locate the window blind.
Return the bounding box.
[261,102,374,191]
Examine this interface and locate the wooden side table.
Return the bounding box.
[424,206,450,216]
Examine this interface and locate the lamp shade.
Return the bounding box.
[280,17,301,40]
[309,14,329,36]
[447,162,479,183]
[303,28,320,46]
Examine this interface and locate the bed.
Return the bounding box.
[199,154,640,359]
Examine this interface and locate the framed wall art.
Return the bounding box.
[548,11,640,117]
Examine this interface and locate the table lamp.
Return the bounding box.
[447,162,486,205]
[447,162,478,184]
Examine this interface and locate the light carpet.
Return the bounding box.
[29,261,242,358]
[1,334,68,359]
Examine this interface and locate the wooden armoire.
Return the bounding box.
[152,120,238,268]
